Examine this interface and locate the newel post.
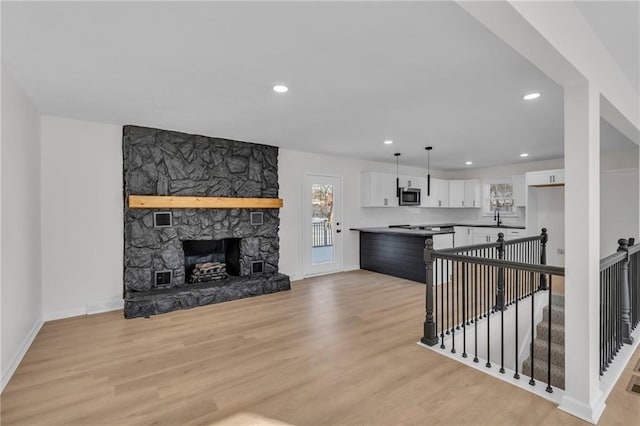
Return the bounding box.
[618,239,634,344]
[539,228,548,290]
[421,237,439,346]
[494,232,506,311]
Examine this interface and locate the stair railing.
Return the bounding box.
[599,238,639,376]
[421,229,565,393]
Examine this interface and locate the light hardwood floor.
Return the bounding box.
[1,270,638,425]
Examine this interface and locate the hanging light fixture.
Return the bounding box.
[395,152,401,198]
[425,146,433,196]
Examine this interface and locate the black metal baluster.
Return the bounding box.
[615,262,618,350]
[441,258,445,349]
[456,260,461,331]
[529,271,536,386]
[463,262,467,358]
[600,270,604,376]
[616,263,622,355]
[435,259,439,346]
[446,259,451,335]
[608,265,612,368]
[546,274,553,392]
[514,269,520,379]
[500,267,505,373]
[486,263,491,368]
[452,261,456,354]
[474,263,479,363]
[484,249,488,317]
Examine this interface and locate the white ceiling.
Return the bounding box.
[1,1,635,170]
[575,0,640,95]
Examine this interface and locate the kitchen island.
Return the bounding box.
[350,225,454,284]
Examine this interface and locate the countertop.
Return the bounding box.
[350,223,525,236]
[349,227,455,237]
[430,223,526,230]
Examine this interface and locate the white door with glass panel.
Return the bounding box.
[304,175,343,276]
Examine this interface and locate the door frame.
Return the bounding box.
[302,173,344,278]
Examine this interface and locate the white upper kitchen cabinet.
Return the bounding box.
[361,171,398,207]
[421,177,449,208]
[526,169,564,187]
[449,180,465,208]
[512,174,526,207]
[450,179,480,208]
[398,175,420,189]
[463,179,481,208]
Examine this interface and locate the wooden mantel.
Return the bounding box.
[128,195,284,209]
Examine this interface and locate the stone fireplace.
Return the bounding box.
[123,125,290,318]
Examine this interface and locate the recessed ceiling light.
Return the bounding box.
[465,161,473,165]
[520,153,529,157]
[523,92,540,100]
[384,140,393,145]
[273,85,288,93]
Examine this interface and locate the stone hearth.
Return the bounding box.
[123,125,290,318]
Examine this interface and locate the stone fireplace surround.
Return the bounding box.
[123,125,290,318]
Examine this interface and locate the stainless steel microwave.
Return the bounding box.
[399,188,421,206]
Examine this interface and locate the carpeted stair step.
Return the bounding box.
[542,304,564,326]
[530,338,565,368]
[522,357,565,389]
[536,320,565,346]
[551,293,565,308]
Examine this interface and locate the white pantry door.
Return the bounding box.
[304,174,343,277]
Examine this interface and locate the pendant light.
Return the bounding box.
[425,146,433,196]
[394,153,401,198]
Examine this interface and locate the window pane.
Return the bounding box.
[489,183,514,213]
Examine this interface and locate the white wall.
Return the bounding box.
[1,69,42,390]
[601,168,639,256]
[40,116,123,319]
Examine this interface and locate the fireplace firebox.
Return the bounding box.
[183,239,240,283]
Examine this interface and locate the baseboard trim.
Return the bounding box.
[288,274,304,283]
[43,307,87,322]
[86,299,124,315]
[342,265,360,272]
[1,319,43,393]
[599,326,640,401]
[558,393,606,425]
[43,299,124,322]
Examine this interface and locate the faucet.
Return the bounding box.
[494,209,502,227]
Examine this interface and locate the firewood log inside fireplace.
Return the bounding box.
[189,261,228,283]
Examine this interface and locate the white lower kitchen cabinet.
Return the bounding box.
[505,229,525,239]
[471,228,503,244]
[453,226,472,246]
[433,232,454,250]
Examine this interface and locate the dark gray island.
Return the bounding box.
[350,225,454,283]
